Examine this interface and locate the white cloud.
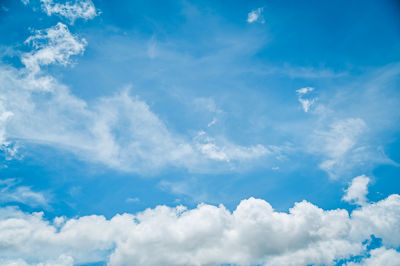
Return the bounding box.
[125,197,140,203]
[247,7,264,24]
[313,118,371,178]
[350,194,400,247]
[0,178,48,207]
[207,117,217,127]
[347,247,400,266]
[0,109,18,161]
[0,23,272,174]
[296,87,316,112]
[0,193,399,265]
[0,62,272,173]
[0,255,74,266]
[300,65,400,178]
[296,87,314,95]
[20,0,30,5]
[298,98,315,112]
[343,175,370,206]
[194,131,270,162]
[22,23,86,73]
[192,97,221,128]
[40,0,98,24]
[323,118,366,158]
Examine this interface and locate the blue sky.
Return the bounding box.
[0,0,399,265]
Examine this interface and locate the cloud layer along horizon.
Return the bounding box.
[1,175,399,265]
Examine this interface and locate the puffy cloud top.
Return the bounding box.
[0,194,399,265]
[343,175,371,206]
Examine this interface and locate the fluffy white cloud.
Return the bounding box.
[350,194,400,247]
[343,175,370,206]
[0,178,48,207]
[247,7,264,24]
[347,247,400,266]
[0,193,399,265]
[22,22,86,73]
[40,0,98,24]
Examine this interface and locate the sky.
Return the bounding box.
[0,0,399,265]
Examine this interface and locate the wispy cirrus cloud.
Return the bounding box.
[292,65,400,178]
[194,130,270,162]
[0,23,274,174]
[316,117,367,177]
[0,178,48,207]
[308,115,395,179]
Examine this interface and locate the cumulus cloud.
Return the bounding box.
[343,175,370,206]
[0,178,48,207]
[0,193,399,265]
[347,247,400,266]
[247,7,264,24]
[40,0,98,24]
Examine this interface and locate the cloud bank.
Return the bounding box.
[0,186,399,265]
